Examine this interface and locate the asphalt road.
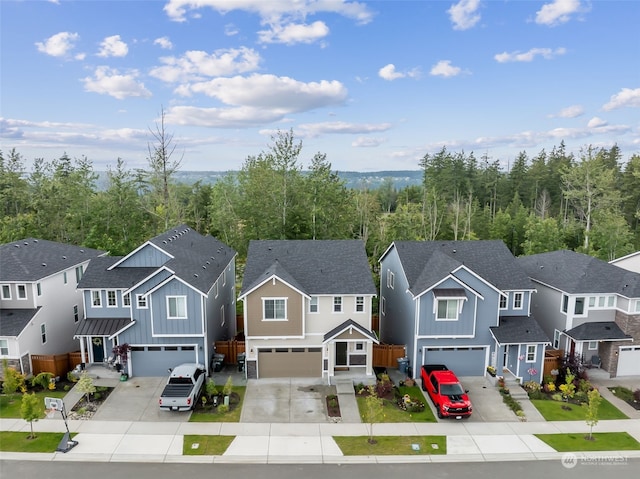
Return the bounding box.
[2,459,638,479]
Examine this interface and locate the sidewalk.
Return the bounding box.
[2,417,639,464]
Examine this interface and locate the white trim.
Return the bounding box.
[309,296,319,314]
[166,295,188,319]
[106,290,118,308]
[109,240,175,269]
[1,284,11,300]
[239,273,310,301]
[513,291,524,310]
[262,297,287,321]
[16,284,27,300]
[587,341,598,350]
[526,344,536,363]
[333,296,343,313]
[91,290,102,307]
[355,296,365,313]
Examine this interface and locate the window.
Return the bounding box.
[355,342,364,351]
[499,295,507,309]
[63,271,68,284]
[588,341,598,350]
[40,324,47,344]
[92,290,101,307]
[75,265,83,283]
[562,294,568,313]
[574,297,585,315]
[73,305,79,323]
[355,296,364,312]
[0,339,8,355]
[123,293,131,307]
[167,296,187,319]
[333,296,342,313]
[214,281,219,298]
[136,294,147,309]
[436,299,459,321]
[387,270,395,289]
[553,329,561,349]
[380,296,386,315]
[635,300,640,313]
[107,290,117,307]
[607,296,615,308]
[309,296,318,313]
[513,292,523,310]
[1,284,10,300]
[222,269,226,286]
[37,283,42,296]
[263,298,286,320]
[17,284,27,300]
[526,344,536,362]
[220,305,225,327]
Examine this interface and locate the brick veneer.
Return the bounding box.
[604,310,640,377]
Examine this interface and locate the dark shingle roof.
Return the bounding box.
[240,240,376,296]
[489,316,550,345]
[518,250,640,297]
[78,256,157,289]
[74,318,133,338]
[390,240,533,295]
[564,321,632,341]
[0,239,104,282]
[323,319,378,343]
[0,308,40,336]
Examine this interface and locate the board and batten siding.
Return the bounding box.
[150,279,204,336]
[117,244,171,268]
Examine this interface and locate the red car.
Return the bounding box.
[421,364,472,419]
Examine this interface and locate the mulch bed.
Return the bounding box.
[68,386,114,420]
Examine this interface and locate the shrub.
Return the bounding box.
[31,372,54,391]
[523,380,541,392]
[574,391,587,403]
[218,404,229,414]
[551,393,563,401]
[2,359,26,394]
[502,392,522,414]
[578,379,592,395]
[528,389,547,400]
[327,395,338,408]
[374,374,393,398]
[223,376,233,396]
[67,371,79,383]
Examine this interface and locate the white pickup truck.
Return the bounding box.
[158,363,206,411]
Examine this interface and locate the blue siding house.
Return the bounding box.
[74,225,236,376]
[379,240,548,382]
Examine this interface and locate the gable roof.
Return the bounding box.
[0,308,41,337]
[78,256,157,289]
[564,321,632,342]
[518,250,640,298]
[489,316,549,345]
[387,240,533,296]
[240,240,376,297]
[323,319,378,343]
[0,238,104,282]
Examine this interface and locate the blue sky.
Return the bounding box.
[1,0,639,172]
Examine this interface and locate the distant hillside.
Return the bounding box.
[96,170,423,190]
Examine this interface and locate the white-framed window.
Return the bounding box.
[220,304,225,327]
[214,281,219,298]
[355,342,364,351]
[63,271,68,284]
[123,293,131,307]
[107,290,117,307]
[436,299,460,321]
[608,296,615,308]
[380,296,386,315]
[263,298,286,320]
[562,294,568,313]
[1,284,11,300]
[92,290,102,307]
[553,329,561,349]
[333,296,342,313]
[355,296,365,313]
[0,339,8,355]
[513,292,523,310]
[136,294,147,309]
[73,305,79,323]
[635,300,640,313]
[526,344,536,363]
[37,283,42,296]
[574,297,585,315]
[588,341,598,350]
[75,265,83,283]
[40,323,47,344]
[309,296,319,313]
[222,270,226,286]
[167,296,187,319]
[589,295,616,310]
[499,295,507,310]
[17,284,27,300]
[387,270,395,289]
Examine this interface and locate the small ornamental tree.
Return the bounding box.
[223,376,233,397]
[112,343,131,373]
[205,378,218,400]
[583,388,602,440]
[362,385,384,444]
[2,359,26,394]
[559,369,576,401]
[21,392,41,439]
[76,372,96,405]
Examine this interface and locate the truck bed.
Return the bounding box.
[160,383,194,398]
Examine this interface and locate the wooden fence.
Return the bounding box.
[30,351,88,377]
[543,349,564,377]
[214,340,246,364]
[372,343,406,368]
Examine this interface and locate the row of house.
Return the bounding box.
[2,226,640,383]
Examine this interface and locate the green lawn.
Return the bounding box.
[183,435,236,455]
[536,432,640,452]
[0,431,75,452]
[0,390,67,419]
[355,386,437,423]
[189,387,245,422]
[530,397,628,421]
[333,435,446,455]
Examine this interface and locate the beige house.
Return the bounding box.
[239,240,378,382]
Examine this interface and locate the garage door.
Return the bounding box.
[423,346,487,376]
[258,348,322,378]
[617,345,640,376]
[131,345,197,377]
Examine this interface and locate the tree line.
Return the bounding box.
[1,130,639,268]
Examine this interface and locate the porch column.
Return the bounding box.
[79,337,86,364]
[366,342,373,376]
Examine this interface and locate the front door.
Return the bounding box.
[92,338,105,362]
[503,345,509,371]
[335,342,348,367]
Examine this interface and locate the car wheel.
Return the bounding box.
[436,406,443,419]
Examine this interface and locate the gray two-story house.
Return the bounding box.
[74,225,236,376]
[379,240,548,382]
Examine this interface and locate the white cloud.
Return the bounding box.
[35,32,79,57]
[602,87,640,111]
[447,0,481,31]
[154,36,173,50]
[535,0,582,26]
[296,121,392,137]
[352,136,385,147]
[150,47,261,83]
[258,20,329,44]
[164,105,283,128]
[494,47,566,63]
[378,64,420,81]
[429,60,462,78]
[551,105,584,118]
[82,66,152,99]
[225,23,239,36]
[587,117,607,128]
[97,35,128,58]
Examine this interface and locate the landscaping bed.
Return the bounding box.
[189,387,245,422]
[608,386,640,410]
[68,386,114,420]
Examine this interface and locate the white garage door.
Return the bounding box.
[617,345,640,376]
[423,346,487,376]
